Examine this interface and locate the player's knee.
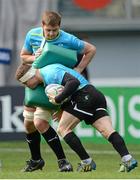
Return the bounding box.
[99,128,115,139]
[57,124,65,137]
[24,120,36,133]
[57,125,70,137]
[34,119,50,133]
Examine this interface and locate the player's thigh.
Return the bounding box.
[23,106,36,121]
[57,111,80,137]
[92,116,115,138]
[23,106,36,132]
[34,107,52,121]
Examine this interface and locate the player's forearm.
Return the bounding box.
[75,44,96,73]
[55,79,79,104]
[55,73,80,104]
[75,53,93,73]
[20,54,35,64]
[20,48,36,64]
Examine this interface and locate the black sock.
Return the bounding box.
[108,131,129,157]
[42,126,66,160]
[64,132,90,160]
[26,130,42,160]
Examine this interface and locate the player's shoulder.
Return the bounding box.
[60,30,75,38]
[26,27,42,36]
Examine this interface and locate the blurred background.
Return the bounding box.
[0,0,140,141]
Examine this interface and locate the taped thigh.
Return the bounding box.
[23,109,34,121]
[34,107,52,121]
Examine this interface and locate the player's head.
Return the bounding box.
[41,11,61,40]
[15,64,41,89]
[42,11,61,26]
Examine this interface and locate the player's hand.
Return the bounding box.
[47,94,60,105]
[52,110,63,122]
[35,48,43,59]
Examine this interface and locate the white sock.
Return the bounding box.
[82,157,92,164]
[122,154,132,162]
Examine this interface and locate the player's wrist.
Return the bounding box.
[74,67,82,73]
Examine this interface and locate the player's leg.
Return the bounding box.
[22,106,45,172]
[57,111,96,172]
[92,115,138,172]
[34,107,73,172]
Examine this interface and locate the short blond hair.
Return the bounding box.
[42,11,61,26]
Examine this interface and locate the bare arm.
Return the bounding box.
[20,48,35,64]
[20,48,42,64]
[74,42,96,73]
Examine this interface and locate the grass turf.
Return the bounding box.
[0,141,139,179]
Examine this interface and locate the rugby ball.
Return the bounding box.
[45,84,64,97]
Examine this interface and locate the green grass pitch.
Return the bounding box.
[0,141,139,179]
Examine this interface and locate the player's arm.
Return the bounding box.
[74,41,96,74]
[55,72,80,104]
[20,48,35,64]
[20,29,43,64]
[20,47,43,64]
[20,30,36,64]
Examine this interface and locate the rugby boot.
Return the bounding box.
[77,159,96,172]
[22,159,45,172]
[58,159,73,172]
[119,158,138,172]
